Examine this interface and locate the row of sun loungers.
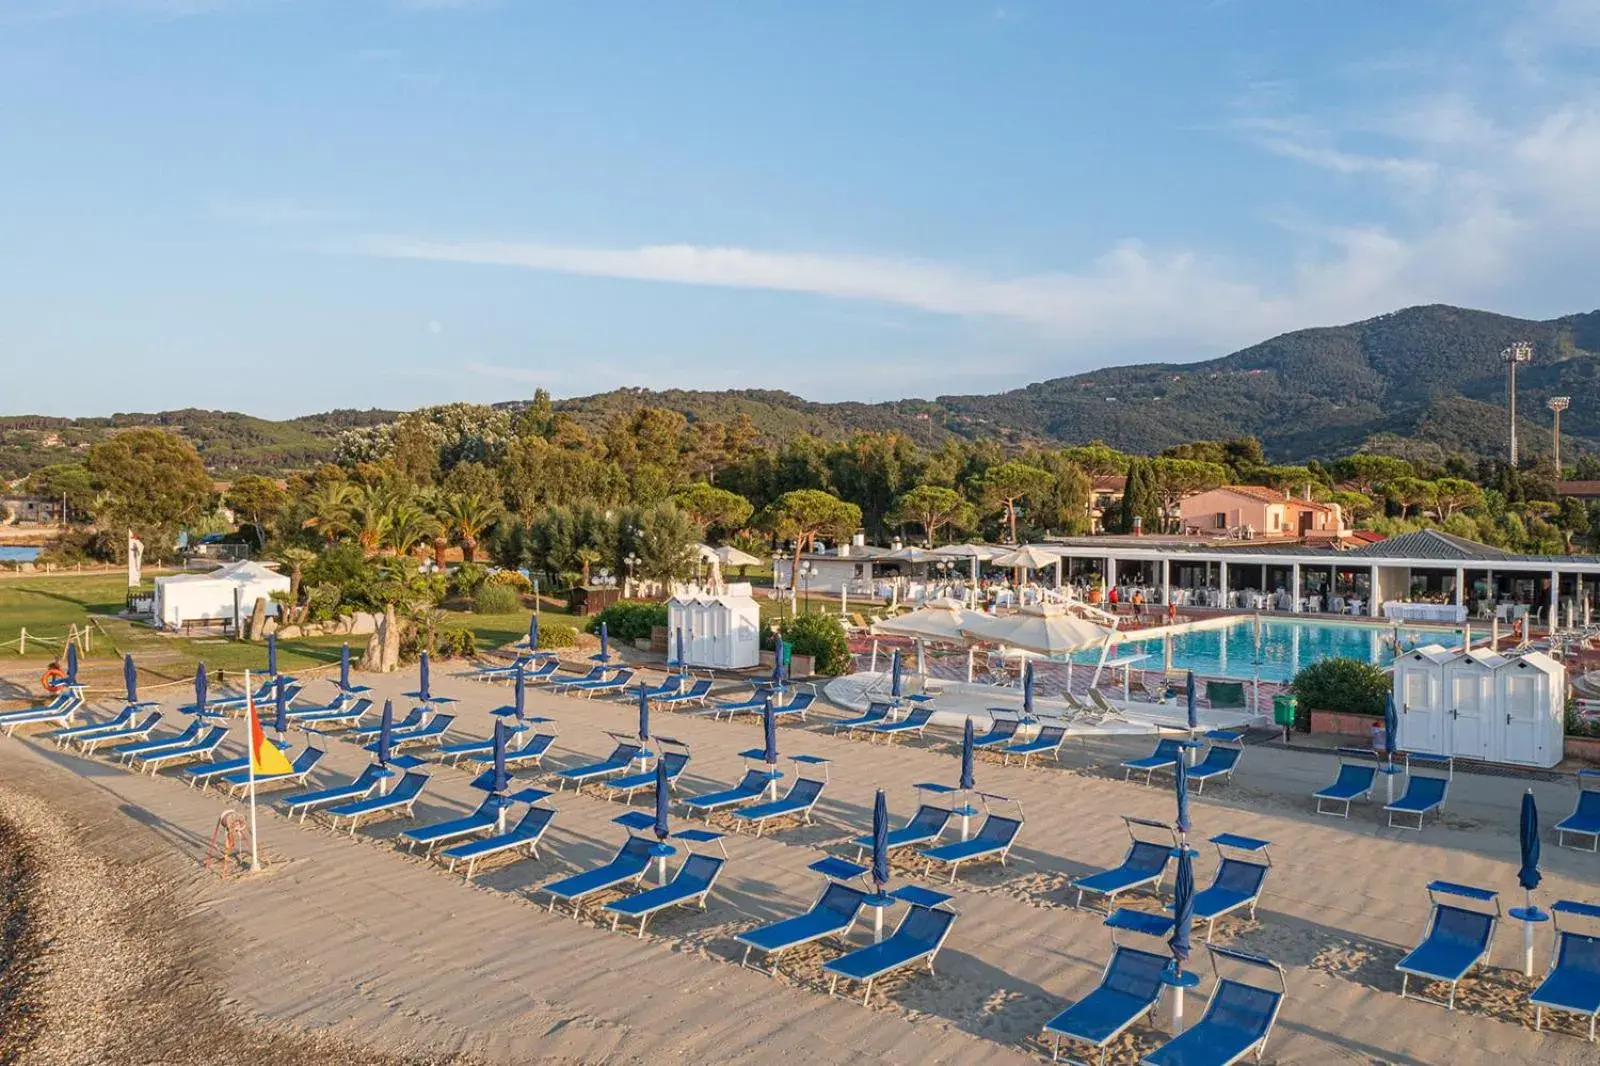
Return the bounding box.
[0,689,86,735]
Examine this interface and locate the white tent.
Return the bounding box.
[713,544,764,567]
[153,560,289,629]
[883,546,939,564]
[958,603,1111,657]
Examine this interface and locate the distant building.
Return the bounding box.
[1088,475,1126,534]
[0,495,65,525]
[1556,481,1600,500]
[1179,485,1347,539]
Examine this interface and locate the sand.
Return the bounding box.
[2,658,1597,1065]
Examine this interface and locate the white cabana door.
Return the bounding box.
[1446,663,1492,761]
[1499,664,1546,766]
[1395,650,1448,755]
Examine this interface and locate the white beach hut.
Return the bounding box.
[667,583,760,669]
[1395,645,1565,768]
[152,560,290,629]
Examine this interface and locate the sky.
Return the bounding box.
[5,0,1600,418]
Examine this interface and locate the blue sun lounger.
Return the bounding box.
[47,705,134,746]
[0,691,84,735]
[185,754,252,788]
[547,665,608,693]
[1122,738,1186,785]
[652,678,714,708]
[1140,947,1288,1066]
[210,680,301,715]
[281,763,386,822]
[1188,735,1243,793]
[733,776,827,837]
[1189,835,1272,941]
[399,796,501,854]
[80,710,162,752]
[823,898,959,1006]
[136,725,228,774]
[1043,910,1170,1065]
[468,727,557,772]
[603,748,691,802]
[1385,754,1452,830]
[382,713,455,750]
[1555,770,1600,852]
[324,770,430,836]
[771,691,817,720]
[438,719,553,767]
[471,656,557,683]
[736,879,869,974]
[1312,748,1379,818]
[289,697,372,730]
[921,806,1024,883]
[852,803,951,860]
[576,669,636,699]
[1530,899,1600,1043]
[347,707,425,741]
[555,739,646,791]
[1001,722,1070,767]
[972,715,1022,751]
[221,746,326,794]
[683,768,773,820]
[1072,818,1178,908]
[606,851,727,936]
[541,834,655,917]
[441,801,556,880]
[832,701,892,734]
[868,705,936,744]
[1395,880,1500,1010]
[111,719,203,764]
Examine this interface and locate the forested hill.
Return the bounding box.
[3,304,1597,479]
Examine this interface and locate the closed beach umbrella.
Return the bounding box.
[1169,848,1195,996]
[1174,755,1191,836]
[1185,670,1197,732]
[491,718,510,792]
[527,614,539,650]
[771,638,787,689]
[598,622,610,662]
[340,643,351,691]
[890,649,902,699]
[762,697,779,766]
[266,633,278,677]
[674,625,686,671]
[513,661,526,721]
[273,675,288,737]
[376,699,394,767]
[418,651,431,702]
[871,788,890,888]
[1516,788,1544,976]
[960,718,976,791]
[65,642,78,687]
[123,653,138,704]
[1023,660,1035,717]
[653,758,671,842]
[194,662,208,714]
[1383,694,1398,759]
[638,683,651,741]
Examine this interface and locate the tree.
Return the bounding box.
[1327,490,1376,524]
[761,489,861,602]
[634,501,699,583]
[977,461,1054,544]
[574,546,602,585]
[1256,465,1317,495]
[348,485,397,555]
[225,475,288,541]
[21,462,95,522]
[1030,453,1093,535]
[383,497,438,557]
[887,485,974,546]
[671,482,754,535]
[301,481,356,545]
[1150,458,1228,529]
[1117,458,1161,533]
[434,491,503,563]
[1332,454,1414,496]
[86,429,213,556]
[277,546,317,613]
[1388,477,1437,520]
[1431,478,1484,520]
[1059,443,1128,478]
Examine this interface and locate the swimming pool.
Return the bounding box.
[0,546,41,563]
[1071,617,1455,683]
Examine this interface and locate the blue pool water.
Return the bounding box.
[1072,617,1454,682]
[0,546,41,563]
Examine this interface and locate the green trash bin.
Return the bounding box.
[1272,694,1298,733]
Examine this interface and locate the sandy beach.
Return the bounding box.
[2,658,1597,1065]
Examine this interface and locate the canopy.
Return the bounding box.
[883,546,938,564]
[870,600,975,642]
[713,544,763,567]
[959,603,1110,656]
[990,544,1060,570]
[930,544,1007,561]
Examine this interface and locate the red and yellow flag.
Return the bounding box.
[247,694,294,777]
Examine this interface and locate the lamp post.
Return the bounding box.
[623,553,640,597]
[1548,397,1571,476]
[772,549,789,621]
[1502,341,1533,466]
[798,561,816,614]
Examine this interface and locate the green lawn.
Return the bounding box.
[0,573,583,677]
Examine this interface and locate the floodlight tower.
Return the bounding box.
[1548,396,1571,475]
[1502,341,1533,466]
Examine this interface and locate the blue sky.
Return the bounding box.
[5,0,1600,418]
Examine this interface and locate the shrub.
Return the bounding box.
[1566,699,1600,738]
[539,622,578,649]
[304,582,344,623]
[778,613,851,677]
[1289,657,1389,721]
[488,569,532,593]
[473,582,522,615]
[437,626,477,659]
[449,562,489,598]
[586,599,668,642]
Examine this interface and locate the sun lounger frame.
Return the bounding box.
[1554,769,1600,852]
[1395,880,1500,1011]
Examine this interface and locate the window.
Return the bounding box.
[1214,512,1227,529]
[1270,512,1280,531]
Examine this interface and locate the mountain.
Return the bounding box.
[3,304,1597,480]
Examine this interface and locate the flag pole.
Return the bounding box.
[245,669,261,872]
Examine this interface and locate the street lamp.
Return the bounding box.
[798,561,816,614]
[1548,397,1571,475]
[772,549,790,620]
[623,553,640,595]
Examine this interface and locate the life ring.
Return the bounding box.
[41,665,68,694]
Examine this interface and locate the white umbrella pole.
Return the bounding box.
[841,586,848,618]
[917,638,926,677]
[1492,616,1500,649]
[245,669,260,872]
[1522,887,1536,977]
[966,649,974,683]
[870,639,879,674]
[1172,986,1185,1035]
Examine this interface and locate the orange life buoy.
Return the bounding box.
[41,665,68,694]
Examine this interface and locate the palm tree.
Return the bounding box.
[348,485,397,556]
[277,546,317,616]
[384,497,440,558]
[300,482,355,544]
[437,491,503,563]
[418,489,453,570]
[574,546,602,586]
